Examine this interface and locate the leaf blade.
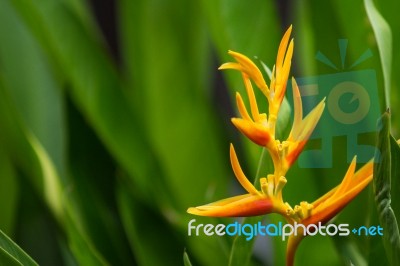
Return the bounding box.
[373,111,400,265]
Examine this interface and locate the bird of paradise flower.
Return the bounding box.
[187,25,373,265]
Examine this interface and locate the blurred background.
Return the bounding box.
[0,0,399,265]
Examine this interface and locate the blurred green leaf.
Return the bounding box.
[117,182,183,266]
[332,235,366,266]
[118,0,230,210]
[228,216,259,266]
[0,150,19,235]
[364,0,392,109]
[183,250,193,266]
[373,1,400,134]
[373,111,400,265]
[201,0,281,177]
[64,210,110,266]
[0,0,67,179]
[9,0,171,206]
[0,229,38,266]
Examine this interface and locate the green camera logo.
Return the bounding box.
[288,40,380,168]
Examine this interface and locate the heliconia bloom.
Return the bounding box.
[186,144,288,217]
[187,25,374,266]
[286,158,373,266]
[229,78,273,148]
[219,26,293,143]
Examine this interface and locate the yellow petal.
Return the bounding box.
[230,144,260,195]
[218,62,243,72]
[275,39,294,104]
[290,78,303,135]
[276,25,293,77]
[236,92,252,121]
[242,75,261,121]
[227,50,269,94]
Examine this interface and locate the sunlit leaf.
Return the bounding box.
[364,0,392,109]
[0,229,38,266]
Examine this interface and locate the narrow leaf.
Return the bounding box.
[374,111,400,265]
[0,229,38,266]
[183,250,193,266]
[364,0,392,109]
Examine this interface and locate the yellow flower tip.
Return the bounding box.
[224,50,268,92]
[186,194,274,217]
[276,25,293,74]
[231,118,272,147]
[218,62,242,71]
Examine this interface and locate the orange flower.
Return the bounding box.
[286,158,373,266]
[219,26,293,144]
[187,25,374,266]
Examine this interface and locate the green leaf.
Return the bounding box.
[9,0,171,206]
[116,182,183,266]
[373,111,400,265]
[390,136,400,221]
[0,0,67,180]
[332,235,367,266]
[117,0,230,210]
[183,250,193,266]
[364,0,392,109]
[0,150,19,235]
[0,229,38,266]
[228,216,260,266]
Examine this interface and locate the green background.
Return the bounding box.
[0,0,399,265]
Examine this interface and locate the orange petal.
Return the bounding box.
[327,156,357,203]
[231,118,271,146]
[187,194,273,217]
[230,144,260,195]
[303,169,372,226]
[285,140,306,167]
